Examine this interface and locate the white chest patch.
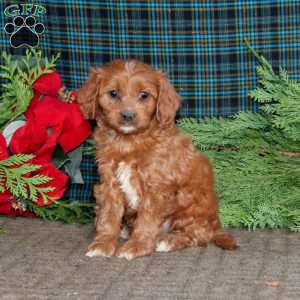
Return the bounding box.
[116,161,140,209]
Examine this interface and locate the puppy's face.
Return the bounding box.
[78,60,181,134]
[98,62,159,134]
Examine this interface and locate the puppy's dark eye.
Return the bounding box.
[109,90,119,99]
[139,91,149,101]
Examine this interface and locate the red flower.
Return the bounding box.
[31,161,69,207]
[32,70,62,95]
[24,71,62,119]
[0,132,9,160]
[1,69,91,217]
[0,191,35,217]
[11,95,92,163]
[10,118,48,157]
[13,70,92,162]
[24,91,42,120]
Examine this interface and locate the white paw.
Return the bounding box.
[120,227,130,239]
[156,241,171,252]
[85,249,111,258]
[117,251,134,261]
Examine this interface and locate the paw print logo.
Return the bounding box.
[4,16,45,48]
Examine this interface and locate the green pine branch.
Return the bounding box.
[0,153,35,167]
[246,43,300,143]
[177,44,300,231]
[177,111,280,155]
[25,200,95,224]
[0,48,60,130]
[0,154,55,204]
[0,154,94,223]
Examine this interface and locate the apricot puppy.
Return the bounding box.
[78,60,238,260]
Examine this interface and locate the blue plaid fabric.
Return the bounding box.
[1,1,300,201]
[1,0,300,117]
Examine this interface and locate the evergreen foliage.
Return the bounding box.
[0,49,95,224]
[0,154,54,204]
[178,48,300,231]
[0,48,60,130]
[26,200,94,224]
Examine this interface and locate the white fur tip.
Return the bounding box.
[156,241,171,252]
[117,252,134,261]
[120,126,136,134]
[85,249,110,258]
[120,227,130,239]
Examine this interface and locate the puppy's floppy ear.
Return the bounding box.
[156,72,181,127]
[77,68,103,120]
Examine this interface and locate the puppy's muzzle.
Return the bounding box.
[120,111,136,124]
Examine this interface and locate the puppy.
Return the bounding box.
[78,60,238,260]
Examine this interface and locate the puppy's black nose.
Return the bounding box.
[121,111,136,123]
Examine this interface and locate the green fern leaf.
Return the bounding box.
[0,154,34,167]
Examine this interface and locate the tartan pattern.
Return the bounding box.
[1,0,300,117]
[1,1,300,201]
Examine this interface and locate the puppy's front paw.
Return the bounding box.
[119,226,130,240]
[116,240,154,260]
[86,239,117,258]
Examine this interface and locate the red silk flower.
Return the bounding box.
[1,70,91,216]
[32,70,62,95]
[31,160,69,207]
[0,131,9,160]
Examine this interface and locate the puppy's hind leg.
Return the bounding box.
[155,225,213,253]
[155,221,238,252]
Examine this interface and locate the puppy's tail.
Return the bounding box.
[213,231,239,250]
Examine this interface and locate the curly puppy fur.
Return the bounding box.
[78,60,238,260]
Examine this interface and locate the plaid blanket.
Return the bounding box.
[1,1,300,118]
[1,1,299,201]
